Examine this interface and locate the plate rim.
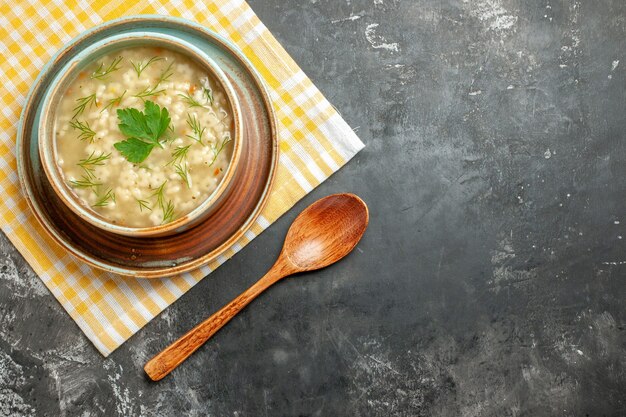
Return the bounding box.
[16,15,279,278]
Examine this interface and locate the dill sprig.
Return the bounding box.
[77,151,111,178]
[136,198,152,212]
[168,145,191,166]
[185,113,205,144]
[174,162,191,188]
[91,56,123,80]
[69,174,102,190]
[150,181,175,223]
[69,120,96,142]
[72,94,97,119]
[130,56,163,77]
[78,151,111,167]
[133,85,166,100]
[208,134,233,167]
[132,60,172,101]
[202,87,214,105]
[101,90,126,113]
[162,200,175,224]
[93,189,115,207]
[151,181,167,210]
[178,92,207,108]
[156,61,175,86]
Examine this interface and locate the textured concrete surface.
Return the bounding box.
[2,0,626,415]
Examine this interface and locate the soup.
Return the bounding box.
[54,46,234,227]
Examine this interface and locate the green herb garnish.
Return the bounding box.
[130,56,164,77]
[69,175,102,190]
[69,120,96,142]
[136,198,152,212]
[150,181,175,223]
[168,145,191,166]
[91,56,123,80]
[162,200,175,224]
[131,59,171,100]
[156,61,175,85]
[161,124,176,144]
[185,113,205,144]
[174,162,191,188]
[77,151,111,178]
[151,181,167,209]
[202,87,214,105]
[101,90,126,113]
[72,94,97,119]
[93,189,115,207]
[208,134,232,167]
[133,85,166,100]
[113,100,171,163]
[178,92,206,108]
[113,138,154,163]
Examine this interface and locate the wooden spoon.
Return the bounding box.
[144,193,369,381]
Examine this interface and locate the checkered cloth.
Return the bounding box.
[0,0,364,356]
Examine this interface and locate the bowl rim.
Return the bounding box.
[38,31,244,237]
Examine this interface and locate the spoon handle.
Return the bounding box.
[144,261,288,381]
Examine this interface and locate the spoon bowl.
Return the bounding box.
[282,193,369,271]
[144,193,369,381]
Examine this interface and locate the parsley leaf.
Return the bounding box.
[117,108,150,140]
[114,138,154,163]
[114,101,171,163]
[144,101,171,140]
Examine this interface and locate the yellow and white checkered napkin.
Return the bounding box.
[0,0,364,356]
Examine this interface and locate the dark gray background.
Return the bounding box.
[1,0,625,415]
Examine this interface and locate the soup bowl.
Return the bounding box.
[38,32,243,237]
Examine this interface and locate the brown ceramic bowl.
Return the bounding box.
[38,32,244,237]
[17,16,278,277]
